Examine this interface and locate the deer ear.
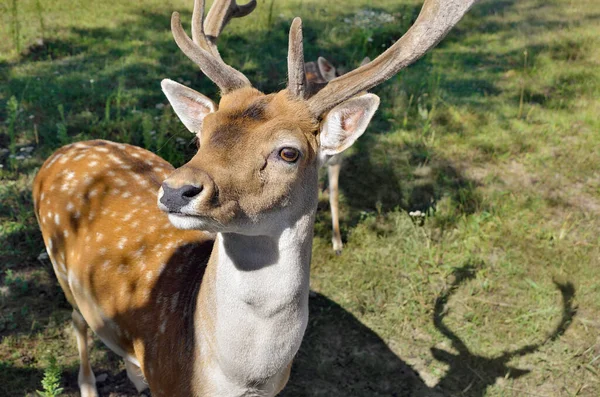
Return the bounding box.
[317,57,337,81]
[161,79,217,135]
[319,93,379,159]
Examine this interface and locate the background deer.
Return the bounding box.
[33,0,476,395]
[305,56,369,254]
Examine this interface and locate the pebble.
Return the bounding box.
[96,373,109,383]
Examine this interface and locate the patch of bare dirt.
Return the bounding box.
[462,160,600,215]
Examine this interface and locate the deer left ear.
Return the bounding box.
[319,93,380,160]
[161,79,217,135]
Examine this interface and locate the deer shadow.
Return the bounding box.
[429,265,577,396]
[282,265,576,397]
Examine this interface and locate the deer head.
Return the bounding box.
[157,0,477,235]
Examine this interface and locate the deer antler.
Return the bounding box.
[171,0,257,94]
[288,18,307,99]
[499,280,576,360]
[306,0,478,116]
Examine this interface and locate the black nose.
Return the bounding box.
[160,183,203,211]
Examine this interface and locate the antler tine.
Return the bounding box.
[307,0,478,116]
[170,0,253,94]
[204,0,257,54]
[288,18,307,99]
[191,0,210,51]
[501,280,577,360]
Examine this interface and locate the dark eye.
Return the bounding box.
[279,147,300,163]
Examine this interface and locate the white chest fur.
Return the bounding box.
[199,214,314,395]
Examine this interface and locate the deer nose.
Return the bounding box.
[160,183,203,212]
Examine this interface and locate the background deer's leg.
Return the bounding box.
[71,310,99,397]
[125,359,149,393]
[327,156,343,255]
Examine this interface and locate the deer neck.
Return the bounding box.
[194,197,317,394]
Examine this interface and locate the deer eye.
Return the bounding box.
[279,147,300,163]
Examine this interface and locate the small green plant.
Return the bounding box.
[6,96,19,155]
[141,113,155,151]
[4,269,28,294]
[10,0,21,53]
[56,104,69,145]
[35,0,46,41]
[36,356,64,397]
[517,49,529,119]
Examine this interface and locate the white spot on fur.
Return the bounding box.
[96,233,104,242]
[134,245,146,258]
[89,161,99,167]
[83,175,94,186]
[45,153,62,169]
[66,202,75,212]
[117,237,128,249]
[108,154,123,164]
[54,213,60,225]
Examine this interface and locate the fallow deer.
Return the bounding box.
[33,0,477,395]
[305,56,370,254]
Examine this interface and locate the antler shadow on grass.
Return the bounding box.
[430,265,577,396]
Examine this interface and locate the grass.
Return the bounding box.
[1,0,599,395]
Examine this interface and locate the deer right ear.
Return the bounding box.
[318,93,380,163]
[161,79,217,135]
[317,57,337,81]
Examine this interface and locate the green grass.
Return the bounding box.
[1,0,599,395]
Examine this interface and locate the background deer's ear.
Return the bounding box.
[319,93,380,159]
[317,57,337,81]
[161,79,217,135]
